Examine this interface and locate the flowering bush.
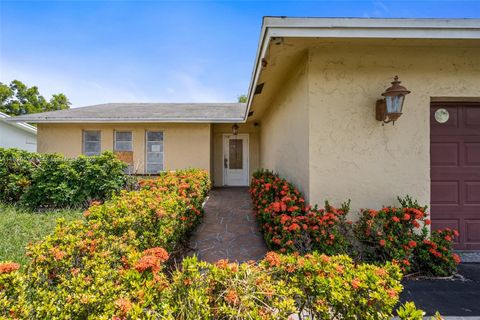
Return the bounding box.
[252,170,460,277]
[413,228,461,277]
[261,252,403,319]
[136,252,403,319]
[250,169,352,255]
[356,196,460,276]
[0,262,26,319]
[0,169,210,318]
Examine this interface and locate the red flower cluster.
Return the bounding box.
[250,170,351,255]
[0,262,20,274]
[134,247,169,274]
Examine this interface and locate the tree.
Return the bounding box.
[238,94,247,103]
[0,80,71,116]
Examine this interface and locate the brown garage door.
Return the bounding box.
[431,102,480,250]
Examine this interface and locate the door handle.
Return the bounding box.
[224,158,228,168]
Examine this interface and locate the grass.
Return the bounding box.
[0,203,82,266]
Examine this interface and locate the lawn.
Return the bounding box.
[0,203,82,266]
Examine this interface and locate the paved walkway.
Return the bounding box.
[189,187,268,263]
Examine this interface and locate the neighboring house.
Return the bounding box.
[9,18,480,250]
[0,112,37,152]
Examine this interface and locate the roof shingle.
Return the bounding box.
[7,103,247,123]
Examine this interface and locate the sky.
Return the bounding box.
[1,0,479,108]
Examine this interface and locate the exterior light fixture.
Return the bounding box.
[376,76,411,125]
[232,124,239,135]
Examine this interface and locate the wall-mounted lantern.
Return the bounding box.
[376,76,411,125]
[232,124,239,135]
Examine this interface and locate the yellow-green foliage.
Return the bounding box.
[1,169,409,319]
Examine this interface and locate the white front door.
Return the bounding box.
[223,134,249,186]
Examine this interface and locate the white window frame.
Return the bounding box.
[114,131,133,152]
[145,131,164,174]
[83,130,101,156]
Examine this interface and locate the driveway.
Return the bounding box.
[400,263,480,317]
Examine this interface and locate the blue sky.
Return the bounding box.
[1,0,479,107]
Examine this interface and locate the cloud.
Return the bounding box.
[0,58,232,108]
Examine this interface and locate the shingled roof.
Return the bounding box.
[7,103,247,123]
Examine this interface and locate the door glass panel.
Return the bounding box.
[229,139,243,169]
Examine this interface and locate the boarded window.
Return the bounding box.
[114,131,133,151]
[146,131,163,174]
[83,131,101,156]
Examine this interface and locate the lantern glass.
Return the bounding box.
[385,95,404,114]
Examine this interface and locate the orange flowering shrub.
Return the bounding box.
[0,169,210,319]
[260,252,403,319]
[250,169,352,255]
[0,262,26,319]
[356,196,460,276]
[413,228,461,277]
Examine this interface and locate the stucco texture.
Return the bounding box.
[212,123,260,187]
[253,40,480,215]
[308,44,480,213]
[258,57,310,197]
[37,123,212,174]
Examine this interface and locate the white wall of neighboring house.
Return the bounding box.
[0,112,37,152]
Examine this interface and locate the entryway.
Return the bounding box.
[430,102,480,250]
[223,134,249,186]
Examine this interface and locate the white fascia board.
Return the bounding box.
[263,17,480,30]
[0,114,37,135]
[244,18,480,120]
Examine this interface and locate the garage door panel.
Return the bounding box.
[431,181,459,205]
[431,103,480,250]
[465,220,480,244]
[465,143,480,166]
[465,108,480,127]
[431,142,459,166]
[465,182,480,204]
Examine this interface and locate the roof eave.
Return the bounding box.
[6,118,246,124]
[244,17,480,120]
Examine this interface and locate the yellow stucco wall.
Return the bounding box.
[37,123,212,174]
[212,123,260,186]
[307,44,480,213]
[258,56,310,197]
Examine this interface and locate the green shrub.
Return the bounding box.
[413,229,461,277]
[0,148,128,209]
[252,169,460,277]
[356,197,460,276]
[0,148,40,203]
[1,169,211,318]
[0,169,417,319]
[0,262,26,319]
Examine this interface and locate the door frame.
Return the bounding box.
[222,133,249,186]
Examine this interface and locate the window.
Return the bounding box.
[146,131,163,174]
[114,131,133,151]
[83,131,101,156]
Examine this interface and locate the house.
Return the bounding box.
[0,112,37,152]
[8,18,480,250]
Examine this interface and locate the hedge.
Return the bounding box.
[250,169,460,277]
[0,148,128,209]
[0,169,423,319]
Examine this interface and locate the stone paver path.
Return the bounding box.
[189,187,268,263]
